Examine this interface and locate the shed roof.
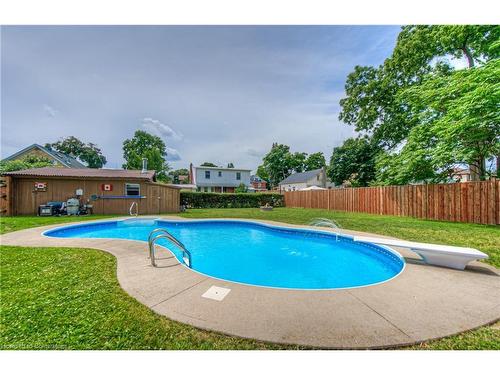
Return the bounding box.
[279,169,322,185]
[2,167,156,180]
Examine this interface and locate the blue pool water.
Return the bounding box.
[44,219,404,289]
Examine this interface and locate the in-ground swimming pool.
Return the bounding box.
[44,219,405,289]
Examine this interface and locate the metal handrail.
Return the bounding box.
[129,201,138,216]
[148,228,169,245]
[148,228,192,268]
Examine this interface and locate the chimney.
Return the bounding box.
[141,158,148,173]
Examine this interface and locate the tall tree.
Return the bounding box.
[46,136,85,157]
[226,162,234,168]
[390,58,500,182]
[122,130,170,181]
[328,138,381,187]
[260,143,295,187]
[46,136,107,168]
[258,144,325,187]
[304,152,326,170]
[339,25,499,181]
[256,165,271,189]
[290,152,307,173]
[169,168,190,184]
[200,162,218,167]
[79,143,107,168]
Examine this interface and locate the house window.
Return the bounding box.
[125,183,140,196]
[205,171,211,179]
[236,172,241,180]
[218,171,222,177]
[204,187,209,192]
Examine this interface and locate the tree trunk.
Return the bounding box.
[462,46,475,68]
[462,44,480,180]
[469,164,480,181]
[470,157,486,181]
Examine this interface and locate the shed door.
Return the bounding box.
[151,186,160,214]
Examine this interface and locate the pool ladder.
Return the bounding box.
[129,202,138,217]
[148,228,192,268]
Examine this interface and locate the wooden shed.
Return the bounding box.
[1,167,181,216]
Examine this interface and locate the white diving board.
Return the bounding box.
[353,236,488,270]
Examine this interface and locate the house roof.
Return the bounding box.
[3,167,156,180]
[279,169,323,185]
[3,144,88,168]
[194,165,252,172]
[452,167,470,175]
[250,174,263,182]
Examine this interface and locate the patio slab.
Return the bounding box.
[1,216,499,349]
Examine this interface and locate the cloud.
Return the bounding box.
[246,148,264,158]
[165,146,181,161]
[141,117,183,141]
[43,104,57,117]
[1,26,401,170]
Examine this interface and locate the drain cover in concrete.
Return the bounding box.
[202,286,231,301]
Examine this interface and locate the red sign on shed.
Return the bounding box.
[101,183,113,191]
[34,182,47,191]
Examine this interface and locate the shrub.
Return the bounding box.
[235,183,248,193]
[0,155,53,173]
[180,192,284,209]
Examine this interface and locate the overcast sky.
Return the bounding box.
[1,26,401,171]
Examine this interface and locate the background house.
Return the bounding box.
[249,175,267,192]
[451,167,472,182]
[189,163,251,193]
[2,143,87,168]
[278,168,334,192]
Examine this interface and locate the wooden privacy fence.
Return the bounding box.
[284,180,500,225]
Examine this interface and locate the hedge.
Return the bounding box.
[180,192,284,209]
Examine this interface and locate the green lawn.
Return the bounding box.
[0,214,117,235]
[1,209,499,350]
[0,245,288,350]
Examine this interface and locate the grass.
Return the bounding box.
[0,214,117,235]
[0,245,289,349]
[0,209,499,350]
[0,215,116,234]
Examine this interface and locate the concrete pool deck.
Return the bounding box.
[1,216,499,349]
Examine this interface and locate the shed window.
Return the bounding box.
[205,171,211,179]
[125,183,141,196]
